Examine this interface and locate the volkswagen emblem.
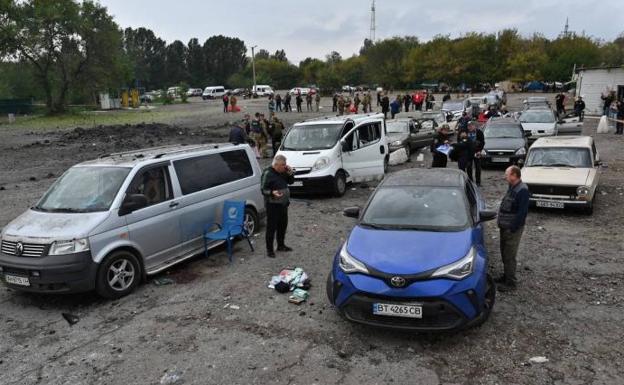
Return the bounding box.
[15,242,24,257]
[390,276,406,288]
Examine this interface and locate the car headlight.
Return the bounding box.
[338,243,369,274]
[312,157,330,171]
[515,147,526,156]
[391,140,403,146]
[49,238,90,255]
[576,186,591,200]
[431,247,476,280]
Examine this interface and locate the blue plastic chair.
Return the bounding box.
[203,200,254,263]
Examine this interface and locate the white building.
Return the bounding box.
[575,66,624,115]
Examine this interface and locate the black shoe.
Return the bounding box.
[267,251,276,258]
[277,245,293,252]
[494,275,507,284]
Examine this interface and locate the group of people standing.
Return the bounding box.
[228,112,286,159]
[601,91,624,135]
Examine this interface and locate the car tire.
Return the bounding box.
[95,251,141,299]
[472,274,496,328]
[585,196,595,215]
[384,156,389,173]
[244,207,260,235]
[326,272,334,304]
[404,145,411,159]
[333,171,347,197]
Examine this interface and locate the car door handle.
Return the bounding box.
[169,202,179,208]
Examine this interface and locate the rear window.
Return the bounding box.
[174,150,253,195]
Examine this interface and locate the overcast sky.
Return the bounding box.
[100,0,624,64]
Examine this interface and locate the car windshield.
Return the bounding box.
[442,101,463,111]
[484,125,523,138]
[34,166,130,212]
[520,110,555,123]
[361,186,470,231]
[416,119,436,129]
[386,121,409,133]
[525,147,593,168]
[281,123,344,151]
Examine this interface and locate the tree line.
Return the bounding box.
[1,0,623,113]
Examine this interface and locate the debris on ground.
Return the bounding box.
[529,356,549,364]
[269,267,311,304]
[153,277,176,286]
[160,370,183,384]
[61,313,80,326]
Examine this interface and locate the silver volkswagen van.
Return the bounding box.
[0,144,265,298]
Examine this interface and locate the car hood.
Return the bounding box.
[484,138,525,151]
[2,209,110,241]
[387,133,409,143]
[521,122,556,131]
[347,226,473,275]
[275,149,334,169]
[522,167,592,186]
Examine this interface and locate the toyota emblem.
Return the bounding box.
[390,276,406,288]
[15,242,24,257]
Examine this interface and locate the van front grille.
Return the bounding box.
[1,240,48,257]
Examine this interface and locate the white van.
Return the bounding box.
[202,86,226,100]
[252,85,274,97]
[276,113,389,196]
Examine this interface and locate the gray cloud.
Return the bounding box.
[100,0,624,63]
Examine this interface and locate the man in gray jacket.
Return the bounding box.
[496,165,530,291]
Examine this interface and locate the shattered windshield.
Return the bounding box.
[34,166,130,212]
[520,110,555,123]
[525,147,593,168]
[281,123,343,151]
[386,121,409,133]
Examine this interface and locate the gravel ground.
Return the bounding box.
[0,93,623,385]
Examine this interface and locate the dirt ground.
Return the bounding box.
[0,93,623,385]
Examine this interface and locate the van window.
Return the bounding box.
[126,165,173,207]
[174,150,253,195]
[357,122,381,147]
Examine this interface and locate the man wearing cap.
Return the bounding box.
[228,120,249,145]
[574,96,586,121]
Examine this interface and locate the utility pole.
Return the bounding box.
[370,0,376,42]
[251,45,258,92]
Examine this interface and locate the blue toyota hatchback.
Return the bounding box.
[327,168,498,331]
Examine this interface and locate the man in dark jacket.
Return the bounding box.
[228,121,249,145]
[452,132,474,173]
[555,92,565,117]
[284,93,292,112]
[261,155,295,258]
[296,94,303,112]
[574,96,585,121]
[430,124,450,168]
[380,92,390,119]
[496,166,530,291]
[465,122,485,186]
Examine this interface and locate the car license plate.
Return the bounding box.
[373,303,422,319]
[536,200,564,209]
[492,157,509,163]
[291,180,303,187]
[5,274,30,286]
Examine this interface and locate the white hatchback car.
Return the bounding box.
[522,136,601,214]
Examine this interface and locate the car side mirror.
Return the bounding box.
[479,209,497,222]
[524,131,532,137]
[343,206,360,218]
[119,194,148,216]
[340,139,350,152]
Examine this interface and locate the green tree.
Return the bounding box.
[271,49,288,62]
[255,49,270,61]
[1,0,126,113]
[165,40,188,86]
[186,38,205,87]
[543,35,602,81]
[202,35,247,84]
[123,27,167,90]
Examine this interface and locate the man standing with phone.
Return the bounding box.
[261,155,295,258]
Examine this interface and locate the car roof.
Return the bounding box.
[486,117,520,125]
[76,143,243,168]
[381,168,467,188]
[294,113,385,126]
[531,136,593,148]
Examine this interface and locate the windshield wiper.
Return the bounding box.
[547,163,576,168]
[360,223,391,230]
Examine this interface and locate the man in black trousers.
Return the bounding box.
[261,155,295,258]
